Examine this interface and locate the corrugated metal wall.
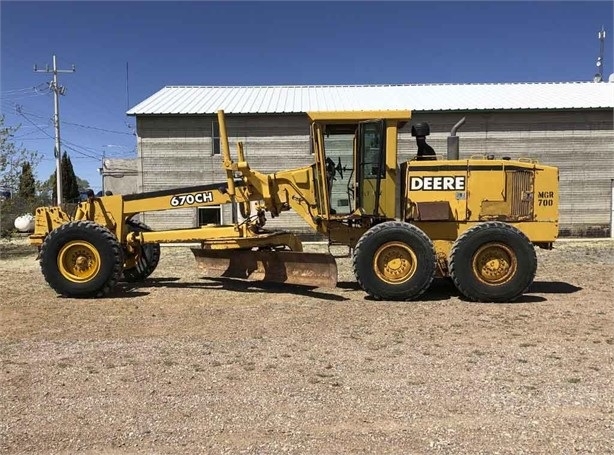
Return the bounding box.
[136,110,613,237]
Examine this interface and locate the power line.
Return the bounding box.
[0,101,50,120]
[62,142,102,161]
[14,129,50,139]
[15,108,55,141]
[62,120,135,136]
[62,138,103,159]
[15,105,100,162]
[1,86,39,94]
[15,137,51,142]
[14,103,121,164]
[2,92,51,101]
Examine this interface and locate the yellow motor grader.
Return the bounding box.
[29,109,559,302]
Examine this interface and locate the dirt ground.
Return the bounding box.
[1,238,613,454]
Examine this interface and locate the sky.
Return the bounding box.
[1,1,613,191]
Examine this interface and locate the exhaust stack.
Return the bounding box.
[447,117,466,160]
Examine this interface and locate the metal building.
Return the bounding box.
[127,82,614,237]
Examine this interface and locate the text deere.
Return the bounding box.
[410,176,466,191]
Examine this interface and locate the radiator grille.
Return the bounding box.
[510,170,533,219]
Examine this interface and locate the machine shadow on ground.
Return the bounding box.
[111,276,583,304]
[116,276,350,302]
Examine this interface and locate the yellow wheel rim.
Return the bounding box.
[472,243,517,285]
[373,241,418,285]
[57,241,101,283]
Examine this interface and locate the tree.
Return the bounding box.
[18,162,36,199]
[0,115,40,193]
[41,152,85,203]
[62,152,80,203]
[76,176,90,192]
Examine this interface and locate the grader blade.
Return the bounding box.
[192,249,338,288]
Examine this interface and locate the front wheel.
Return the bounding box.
[352,221,436,301]
[40,221,123,298]
[449,222,537,302]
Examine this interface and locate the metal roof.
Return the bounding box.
[127,82,614,115]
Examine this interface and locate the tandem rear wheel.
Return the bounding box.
[449,221,537,302]
[352,221,437,301]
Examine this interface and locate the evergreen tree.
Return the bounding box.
[61,151,80,203]
[46,152,81,203]
[48,173,57,203]
[18,162,36,199]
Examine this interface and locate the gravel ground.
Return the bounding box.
[0,238,613,454]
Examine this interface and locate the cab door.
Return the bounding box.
[354,120,386,215]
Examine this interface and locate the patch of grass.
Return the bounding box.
[566,377,581,384]
[0,242,37,259]
[367,341,388,351]
[316,371,334,378]
[519,342,537,348]
[242,362,256,371]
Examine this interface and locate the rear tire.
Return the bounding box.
[122,219,160,283]
[40,221,123,298]
[352,221,436,301]
[449,222,537,302]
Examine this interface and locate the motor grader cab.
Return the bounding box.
[29,109,559,302]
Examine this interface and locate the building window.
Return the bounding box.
[198,205,222,226]
[212,121,220,155]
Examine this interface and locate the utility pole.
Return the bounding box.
[594,26,606,82]
[34,54,75,205]
[101,149,106,194]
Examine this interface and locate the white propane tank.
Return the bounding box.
[14,214,35,232]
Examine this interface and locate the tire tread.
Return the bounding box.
[449,221,537,302]
[40,221,123,298]
[352,221,436,301]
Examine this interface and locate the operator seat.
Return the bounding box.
[411,122,437,161]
